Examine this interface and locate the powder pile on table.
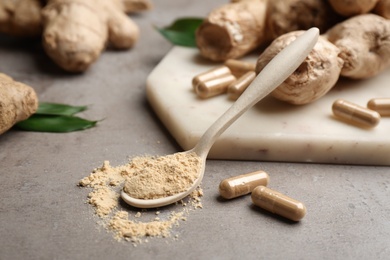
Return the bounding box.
[79,155,203,244]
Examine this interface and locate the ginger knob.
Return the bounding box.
[0,73,38,135]
[196,0,267,61]
[374,0,390,19]
[256,31,343,105]
[42,0,139,72]
[265,0,342,40]
[328,0,379,17]
[0,0,43,37]
[325,14,390,79]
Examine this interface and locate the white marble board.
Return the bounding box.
[146,46,390,165]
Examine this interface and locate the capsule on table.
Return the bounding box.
[251,186,306,221]
[367,98,390,116]
[332,99,381,128]
[192,65,231,90]
[195,74,236,99]
[227,71,256,100]
[219,170,269,199]
[224,59,256,77]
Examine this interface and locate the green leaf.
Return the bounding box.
[15,114,98,133]
[36,102,88,116]
[156,17,204,47]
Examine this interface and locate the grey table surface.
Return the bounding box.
[1,1,389,259]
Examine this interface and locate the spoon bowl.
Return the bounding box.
[121,151,206,208]
[121,28,320,208]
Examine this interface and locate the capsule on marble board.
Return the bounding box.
[227,71,256,100]
[195,74,236,99]
[219,170,270,199]
[332,99,381,128]
[251,186,307,222]
[367,98,390,116]
[192,65,231,90]
[224,59,256,77]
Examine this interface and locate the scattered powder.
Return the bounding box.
[190,188,204,209]
[79,160,125,187]
[80,160,126,217]
[123,152,201,199]
[87,186,119,217]
[108,210,186,242]
[79,156,203,244]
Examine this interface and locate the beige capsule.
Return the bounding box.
[332,99,381,128]
[195,74,236,99]
[224,59,256,78]
[192,66,231,90]
[227,71,256,100]
[367,98,390,116]
[251,186,306,221]
[219,170,269,199]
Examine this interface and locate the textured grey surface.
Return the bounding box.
[1,1,389,260]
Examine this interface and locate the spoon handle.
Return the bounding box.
[193,27,320,157]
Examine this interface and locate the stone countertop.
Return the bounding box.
[1,1,389,259]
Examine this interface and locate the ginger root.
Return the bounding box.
[0,73,38,135]
[122,0,152,13]
[374,0,390,19]
[256,31,343,105]
[196,0,268,61]
[0,0,43,37]
[196,0,342,62]
[265,0,341,40]
[0,0,150,72]
[196,2,390,105]
[42,0,139,72]
[325,14,390,79]
[255,14,390,105]
[327,0,379,17]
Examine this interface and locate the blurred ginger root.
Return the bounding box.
[196,0,341,61]
[327,0,379,17]
[0,0,44,37]
[41,0,140,72]
[122,0,152,13]
[0,0,152,72]
[374,0,390,19]
[196,0,268,61]
[0,73,38,135]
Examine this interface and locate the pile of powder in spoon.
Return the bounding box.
[123,152,202,199]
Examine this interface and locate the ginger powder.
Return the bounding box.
[123,152,202,199]
[79,156,203,244]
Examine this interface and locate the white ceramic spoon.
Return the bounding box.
[121,28,319,208]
